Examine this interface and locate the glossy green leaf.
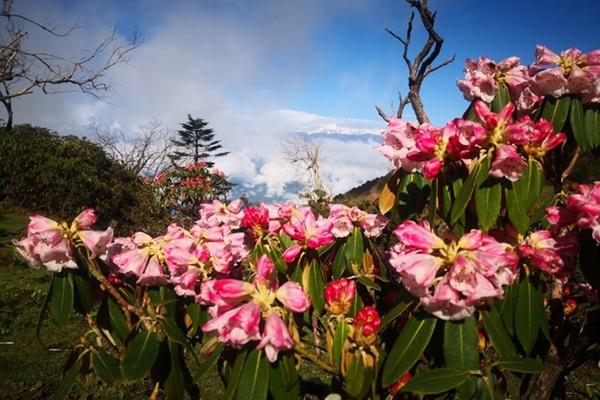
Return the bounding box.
[382,314,437,387]
[307,260,325,314]
[54,358,80,400]
[72,271,94,314]
[481,307,516,360]
[397,172,431,219]
[107,297,129,341]
[402,368,472,395]
[451,159,482,225]
[92,349,120,384]
[475,177,501,231]
[187,303,202,331]
[345,227,364,272]
[505,183,529,234]
[584,106,600,148]
[236,350,270,400]
[121,331,161,381]
[463,101,478,122]
[357,275,380,291]
[333,320,350,370]
[332,241,348,279]
[269,353,299,400]
[490,84,511,113]
[444,316,479,398]
[164,342,185,400]
[160,317,188,346]
[570,97,589,150]
[501,283,518,335]
[266,237,288,274]
[515,277,543,354]
[541,96,570,133]
[49,272,74,327]
[380,301,412,331]
[224,350,247,400]
[497,357,546,373]
[345,354,372,399]
[194,343,224,379]
[513,159,543,212]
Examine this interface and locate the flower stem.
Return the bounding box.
[294,344,338,375]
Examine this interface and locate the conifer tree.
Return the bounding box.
[169,115,229,167]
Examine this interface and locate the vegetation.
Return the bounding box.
[169,115,229,168]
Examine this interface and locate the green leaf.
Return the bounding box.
[481,307,516,360]
[53,358,80,400]
[475,174,501,232]
[345,227,364,272]
[570,97,589,150]
[266,237,288,274]
[402,368,472,395]
[513,159,543,212]
[307,260,325,314]
[49,271,74,327]
[490,83,511,113]
[505,182,529,234]
[91,349,120,384]
[269,353,299,400]
[451,159,482,225]
[72,270,94,314]
[224,350,247,400]
[515,277,542,354]
[397,172,431,219]
[164,342,185,400]
[107,297,129,341]
[501,283,518,335]
[187,303,202,331]
[497,357,546,373]
[236,350,270,400]
[160,317,188,346]
[541,96,571,133]
[444,316,479,399]
[382,314,437,387]
[194,343,224,379]
[584,106,600,148]
[357,275,381,291]
[380,301,412,331]
[333,320,350,370]
[121,331,161,381]
[345,354,373,399]
[332,241,347,279]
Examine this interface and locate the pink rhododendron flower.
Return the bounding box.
[199,199,244,229]
[407,124,454,180]
[547,181,600,243]
[389,222,517,320]
[14,209,112,272]
[201,255,310,361]
[489,144,528,182]
[522,120,566,158]
[518,230,579,282]
[532,45,600,100]
[280,207,333,263]
[376,118,423,172]
[328,204,388,238]
[241,206,270,242]
[353,306,381,345]
[325,278,356,315]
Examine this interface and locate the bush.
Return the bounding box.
[0,125,168,234]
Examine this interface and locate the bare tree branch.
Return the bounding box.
[281,136,326,194]
[376,0,454,124]
[0,0,142,129]
[90,119,174,177]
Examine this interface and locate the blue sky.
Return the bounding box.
[10,0,600,200]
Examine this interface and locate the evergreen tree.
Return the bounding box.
[169,115,229,167]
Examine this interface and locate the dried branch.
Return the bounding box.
[0,2,142,129]
[376,0,455,124]
[281,136,326,193]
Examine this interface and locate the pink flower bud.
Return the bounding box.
[324,278,356,315]
[74,208,97,229]
[276,281,310,313]
[353,306,380,345]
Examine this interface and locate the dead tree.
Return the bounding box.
[0,0,141,129]
[281,136,326,194]
[376,0,455,123]
[90,119,173,177]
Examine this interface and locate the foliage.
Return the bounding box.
[169,115,229,168]
[145,161,233,223]
[10,45,600,400]
[0,125,168,234]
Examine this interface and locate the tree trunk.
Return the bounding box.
[1,98,13,130]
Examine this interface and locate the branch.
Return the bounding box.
[1,0,80,37]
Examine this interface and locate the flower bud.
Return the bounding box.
[389,372,412,395]
[563,298,577,317]
[353,306,380,346]
[478,328,487,351]
[325,278,356,315]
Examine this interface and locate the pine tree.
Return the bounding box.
[169,115,229,167]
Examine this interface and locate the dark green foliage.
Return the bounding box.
[0,125,168,234]
[169,114,229,167]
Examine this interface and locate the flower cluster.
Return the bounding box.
[377,101,565,181]
[329,204,388,238]
[200,255,310,362]
[458,45,600,106]
[14,209,113,272]
[389,221,518,320]
[547,181,600,243]
[325,278,356,315]
[517,230,578,283]
[281,207,334,263]
[352,306,381,346]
